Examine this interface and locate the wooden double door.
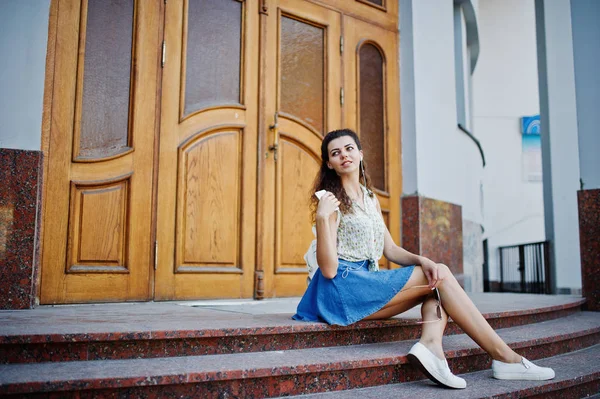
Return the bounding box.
[40,0,401,303]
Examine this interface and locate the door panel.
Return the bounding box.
[261,0,342,297]
[277,137,320,271]
[67,176,131,273]
[176,129,242,271]
[343,16,401,270]
[154,0,258,300]
[40,0,161,303]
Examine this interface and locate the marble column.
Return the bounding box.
[0,149,43,309]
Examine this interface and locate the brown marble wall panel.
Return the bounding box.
[402,195,463,275]
[578,188,600,311]
[400,196,420,256]
[0,148,43,309]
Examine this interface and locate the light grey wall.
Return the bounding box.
[399,0,418,195]
[535,0,581,291]
[571,0,600,190]
[0,0,51,151]
[400,0,483,222]
[474,0,545,284]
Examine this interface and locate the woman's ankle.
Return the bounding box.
[418,338,445,360]
[493,349,522,364]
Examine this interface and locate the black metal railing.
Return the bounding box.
[498,241,552,294]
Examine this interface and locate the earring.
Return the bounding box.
[360,160,373,195]
[360,159,366,187]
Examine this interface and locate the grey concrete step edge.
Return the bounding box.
[277,344,600,399]
[0,312,598,395]
[0,297,586,344]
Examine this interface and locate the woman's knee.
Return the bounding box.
[437,263,458,286]
[438,263,451,276]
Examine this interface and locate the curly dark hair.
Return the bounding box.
[310,129,375,222]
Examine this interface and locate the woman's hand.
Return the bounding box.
[314,191,340,279]
[316,192,340,220]
[420,257,448,289]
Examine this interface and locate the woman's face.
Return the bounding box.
[326,135,363,176]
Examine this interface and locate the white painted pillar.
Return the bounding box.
[535,0,581,293]
[571,0,600,191]
[399,0,418,195]
[571,0,600,310]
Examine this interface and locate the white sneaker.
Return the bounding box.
[492,357,555,380]
[407,342,467,389]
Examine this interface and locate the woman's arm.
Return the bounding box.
[382,228,423,266]
[372,197,421,265]
[315,192,340,279]
[374,197,441,288]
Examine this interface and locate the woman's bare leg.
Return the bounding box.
[370,266,521,363]
[363,269,434,319]
[364,269,437,312]
[365,292,448,359]
[363,297,423,320]
[418,295,448,359]
[434,265,520,363]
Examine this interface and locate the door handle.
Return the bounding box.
[267,112,279,161]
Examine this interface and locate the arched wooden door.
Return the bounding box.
[258,0,342,297]
[154,0,259,299]
[343,16,402,270]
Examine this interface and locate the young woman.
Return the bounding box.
[293,129,555,389]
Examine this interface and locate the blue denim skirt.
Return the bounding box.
[292,259,415,326]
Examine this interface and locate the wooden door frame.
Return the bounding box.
[343,15,402,262]
[149,0,166,300]
[38,0,59,303]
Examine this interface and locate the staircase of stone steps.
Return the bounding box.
[0,294,598,398]
[280,346,600,399]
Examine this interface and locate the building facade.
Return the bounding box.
[1,0,598,310]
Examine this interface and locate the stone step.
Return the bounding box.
[0,294,585,364]
[0,312,598,397]
[280,344,600,399]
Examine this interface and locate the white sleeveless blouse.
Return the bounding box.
[337,186,385,270]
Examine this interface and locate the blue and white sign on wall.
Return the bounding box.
[521,115,542,182]
[521,115,540,134]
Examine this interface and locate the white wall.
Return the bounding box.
[473,0,545,283]
[401,0,484,224]
[400,0,485,291]
[571,0,600,190]
[0,0,50,151]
